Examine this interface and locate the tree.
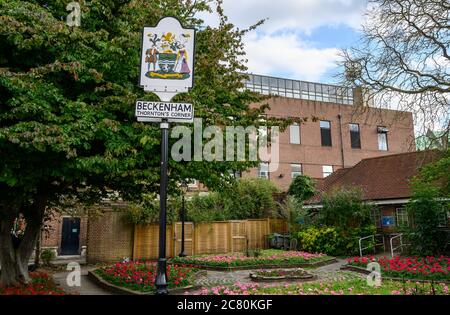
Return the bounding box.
[0,0,292,286]
[412,149,450,197]
[405,186,448,256]
[319,187,373,228]
[287,175,316,204]
[341,0,450,143]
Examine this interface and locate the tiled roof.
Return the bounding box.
[307,150,441,203]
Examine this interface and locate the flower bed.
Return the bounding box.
[170,250,333,270]
[346,256,450,281]
[0,271,65,295]
[249,268,316,282]
[94,261,199,293]
[199,278,450,295]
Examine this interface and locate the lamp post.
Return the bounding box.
[179,180,188,257]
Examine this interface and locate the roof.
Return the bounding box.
[307,150,442,204]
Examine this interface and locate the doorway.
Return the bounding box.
[60,217,80,255]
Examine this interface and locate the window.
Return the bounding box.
[258,163,269,179]
[229,170,242,179]
[322,165,333,178]
[320,120,332,146]
[349,123,361,149]
[377,126,388,151]
[291,164,302,178]
[396,208,409,227]
[186,179,197,188]
[289,124,300,144]
[371,209,382,228]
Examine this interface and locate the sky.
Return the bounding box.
[196,0,368,84]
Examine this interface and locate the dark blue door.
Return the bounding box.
[60,217,80,255]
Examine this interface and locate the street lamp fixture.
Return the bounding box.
[179,180,188,257]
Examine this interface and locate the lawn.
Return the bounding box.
[170,249,333,269]
[346,255,450,281]
[199,277,450,295]
[94,261,198,292]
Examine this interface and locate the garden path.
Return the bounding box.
[184,258,365,295]
[53,266,112,295]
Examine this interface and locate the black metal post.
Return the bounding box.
[179,193,186,257]
[155,119,169,295]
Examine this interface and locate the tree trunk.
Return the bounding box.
[0,187,48,286]
[0,218,20,286]
[34,229,41,268]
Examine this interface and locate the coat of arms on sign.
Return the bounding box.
[145,32,191,80]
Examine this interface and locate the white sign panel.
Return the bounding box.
[135,101,194,123]
[139,17,195,95]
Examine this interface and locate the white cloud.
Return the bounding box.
[244,33,341,81]
[198,0,366,33]
[196,0,367,81]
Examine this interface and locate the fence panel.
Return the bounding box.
[133,224,173,260]
[230,220,246,252]
[173,222,194,256]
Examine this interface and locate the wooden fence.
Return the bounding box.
[132,218,287,260]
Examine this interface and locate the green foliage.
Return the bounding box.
[405,186,448,256]
[412,149,450,197]
[297,226,338,254]
[187,178,279,222]
[319,187,373,228]
[123,178,279,223]
[0,0,295,219]
[122,193,181,224]
[287,175,315,203]
[297,225,376,256]
[40,249,55,266]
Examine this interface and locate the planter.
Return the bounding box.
[169,257,337,271]
[249,268,317,283]
[340,264,450,284]
[88,270,207,295]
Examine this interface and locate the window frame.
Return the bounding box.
[320,120,332,147]
[349,123,361,149]
[289,123,301,144]
[291,164,302,178]
[258,163,269,179]
[377,126,389,151]
[322,165,333,178]
[395,207,409,227]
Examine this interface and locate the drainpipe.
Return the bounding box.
[337,113,345,168]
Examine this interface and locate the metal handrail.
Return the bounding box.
[390,233,403,258]
[359,234,385,257]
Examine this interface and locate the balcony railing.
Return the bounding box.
[243,74,354,105]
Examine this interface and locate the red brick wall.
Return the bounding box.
[247,97,415,190]
[86,203,134,264]
[41,211,87,255]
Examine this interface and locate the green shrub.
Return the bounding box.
[40,249,55,266]
[405,186,448,256]
[288,175,315,203]
[319,187,373,228]
[187,178,279,222]
[297,226,338,254]
[297,225,376,256]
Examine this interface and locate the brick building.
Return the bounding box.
[304,150,448,234]
[242,74,415,191]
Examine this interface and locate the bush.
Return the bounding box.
[297,226,338,254]
[288,175,315,203]
[405,186,448,256]
[187,178,279,222]
[297,225,376,256]
[319,187,373,228]
[40,249,55,266]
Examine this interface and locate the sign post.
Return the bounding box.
[137,17,195,295]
